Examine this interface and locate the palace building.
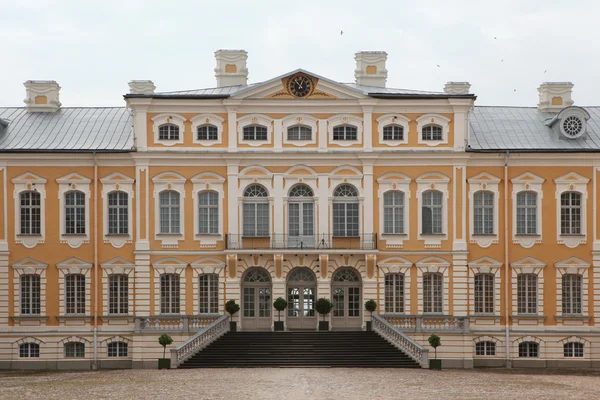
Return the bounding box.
[0,49,599,369]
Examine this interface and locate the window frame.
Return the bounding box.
[199,274,219,314]
[64,342,85,359]
[518,341,539,358]
[561,273,582,315]
[474,273,495,314]
[242,184,270,237]
[332,124,358,141]
[421,190,443,235]
[282,115,318,147]
[20,274,41,315]
[517,273,538,315]
[160,273,181,315]
[158,190,181,235]
[64,190,86,235]
[65,273,86,315]
[560,191,582,235]
[243,124,268,141]
[152,114,185,146]
[563,342,584,358]
[327,114,363,146]
[191,114,224,146]
[107,341,128,358]
[384,273,405,313]
[198,191,219,235]
[19,191,41,235]
[332,184,360,237]
[158,123,180,141]
[422,272,443,314]
[475,341,496,356]
[473,191,495,235]
[108,274,129,315]
[516,191,538,235]
[107,191,129,236]
[416,114,450,146]
[382,190,405,235]
[237,114,273,146]
[19,342,40,358]
[377,114,410,146]
[554,173,589,248]
[196,124,219,141]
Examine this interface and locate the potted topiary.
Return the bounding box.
[273,297,287,331]
[315,298,333,331]
[226,299,240,332]
[158,333,173,369]
[428,333,442,370]
[364,299,377,331]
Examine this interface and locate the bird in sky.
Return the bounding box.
[436,64,440,67]
[340,30,343,35]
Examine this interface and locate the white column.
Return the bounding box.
[452,253,468,316]
[363,163,374,235]
[227,163,239,235]
[273,119,283,152]
[318,175,329,237]
[318,119,327,152]
[362,106,373,152]
[273,173,284,245]
[227,107,238,152]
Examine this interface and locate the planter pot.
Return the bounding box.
[429,359,442,370]
[366,321,372,331]
[230,321,237,332]
[318,321,329,331]
[158,358,171,370]
[274,321,284,331]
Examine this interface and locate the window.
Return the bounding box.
[158,124,179,140]
[516,191,537,235]
[65,191,86,235]
[518,342,539,358]
[333,184,359,237]
[422,190,443,234]
[382,125,403,141]
[159,191,180,234]
[160,274,180,314]
[198,191,219,235]
[385,274,404,313]
[19,191,41,235]
[19,343,40,358]
[475,341,496,356]
[561,192,582,235]
[473,191,494,235]
[107,191,128,235]
[197,124,218,141]
[422,124,443,141]
[288,184,314,240]
[109,274,128,315]
[243,125,268,141]
[333,125,357,141]
[65,274,85,315]
[474,273,494,314]
[199,274,219,314]
[383,191,404,234]
[517,274,537,314]
[562,274,582,315]
[423,273,443,313]
[287,125,312,141]
[108,342,128,357]
[564,342,584,358]
[64,342,85,358]
[20,274,41,315]
[243,184,269,237]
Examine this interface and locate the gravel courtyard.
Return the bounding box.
[2,368,599,400]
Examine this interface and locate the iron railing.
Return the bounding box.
[226,233,377,250]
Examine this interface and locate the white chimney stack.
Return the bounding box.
[354,51,388,88]
[23,80,61,112]
[214,49,248,87]
[128,80,156,94]
[444,81,471,94]
[538,82,574,112]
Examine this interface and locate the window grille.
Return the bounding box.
[20,274,41,315]
[383,191,404,234]
[384,273,404,313]
[423,273,443,313]
[422,124,443,140]
[563,342,584,358]
[474,273,494,314]
[516,191,537,235]
[243,125,268,141]
[158,124,179,140]
[160,274,180,314]
[333,125,357,140]
[108,191,128,235]
[422,190,443,234]
[333,184,359,237]
[159,191,180,234]
[382,124,403,141]
[64,342,85,358]
[20,191,41,235]
[109,274,128,314]
[243,185,269,237]
[197,124,218,141]
[65,274,85,314]
[199,274,219,314]
[107,342,128,357]
[473,191,494,235]
[475,341,496,356]
[518,342,539,357]
[65,191,86,234]
[562,274,582,315]
[517,274,537,314]
[560,192,581,235]
[199,191,219,234]
[287,125,312,141]
[19,343,40,358]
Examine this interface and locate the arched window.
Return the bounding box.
[243,184,269,237]
[19,191,41,235]
[516,191,537,235]
[333,125,357,141]
[243,268,271,283]
[475,341,496,356]
[108,274,128,315]
[65,274,85,315]
[564,342,584,358]
[197,124,218,141]
[517,274,537,314]
[21,274,40,315]
[473,191,494,235]
[199,274,219,314]
[158,124,179,140]
[107,342,128,357]
[108,191,128,235]
[198,191,219,235]
[562,274,582,315]
[288,184,314,242]
[332,267,361,282]
[64,342,85,358]
[518,341,539,358]
[422,124,443,141]
[382,124,403,141]
[159,190,180,234]
[243,125,268,141]
[383,191,404,234]
[65,191,86,235]
[160,274,180,314]
[560,192,582,235]
[423,273,443,313]
[333,184,359,237]
[474,273,494,314]
[287,267,316,282]
[385,273,404,313]
[422,190,443,234]
[287,125,312,141]
[19,343,40,358]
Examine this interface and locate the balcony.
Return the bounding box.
[225,233,377,251]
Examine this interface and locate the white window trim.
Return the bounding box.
[416,257,450,315]
[511,172,545,248]
[467,257,502,316]
[152,113,185,146]
[377,257,412,314]
[416,114,450,147]
[282,114,318,147]
[100,257,135,316]
[377,114,410,146]
[555,257,590,320]
[12,258,48,318]
[238,114,273,147]
[468,172,501,248]
[152,172,186,248]
[100,172,134,249]
[513,336,545,359]
[283,167,319,243]
[329,167,364,237]
[14,337,45,359]
[102,336,131,358]
[473,335,503,358]
[416,172,450,248]
[59,336,90,359]
[152,258,187,315]
[12,172,47,249]
[377,172,411,248]
[191,114,224,146]
[510,257,546,318]
[328,114,363,147]
[192,172,225,248]
[57,173,91,249]
[559,336,590,359]
[56,258,93,318]
[554,172,589,248]
[191,257,226,315]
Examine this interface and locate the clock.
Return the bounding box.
[287,75,314,98]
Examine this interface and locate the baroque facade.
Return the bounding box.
[0,49,599,369]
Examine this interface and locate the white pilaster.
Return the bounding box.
[362,106,373,152]
[226,104,239,152]
[134,254,151,316]
[227,163,240,235]
[273,119,283,152]
[362,163,374,234]
[317,175,329,235]
[452,253,468,316]
[318,119,327,152]
[273,174,284,239]
[128,99,151,151]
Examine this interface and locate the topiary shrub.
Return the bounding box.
[364,299,377,318]
[225,299,240,320]
[315,298,334,321]
[428,333,441,360]
[158,333,173,359]
[273,297,288,321]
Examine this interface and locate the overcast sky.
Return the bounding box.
[1,0,599,107]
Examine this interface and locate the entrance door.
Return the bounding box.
[286,267,317,330]
[241,268,272,331]
[331,267,362,330]
[288,185,315,248]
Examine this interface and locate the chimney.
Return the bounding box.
[128,80,156,94]
[214,49,248,87]
[354,51,388,88]
[444,81,471,94]
[538,82,574,112]
[23,80,61,112]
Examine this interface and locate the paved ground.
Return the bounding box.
[2,368,600,400]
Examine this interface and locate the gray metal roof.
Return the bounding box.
[0,107,133,152]
[468,106,600,151]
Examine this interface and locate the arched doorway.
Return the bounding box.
[286,267,317,330]
[241,268,272,331]
[331,267,362,330]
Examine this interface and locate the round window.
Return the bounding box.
[562,116,584,138]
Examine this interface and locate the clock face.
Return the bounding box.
[287,75,313,97]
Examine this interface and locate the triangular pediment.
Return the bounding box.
[56,172,91,184]
[100,172,134,184]
[100,257,135,267]
[511,172,545,184]
[554,256,590,268]
[511,257,546,268]
[554,172,590,184]
[377,172,411,183]
[56,257,93,270]
[12,257,48,269]
[468,256,502,268]
[468,172,501,184]
[11,172,47,184]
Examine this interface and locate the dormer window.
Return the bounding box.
[547,106,590,140]
[158,124,179,140]
[333,125,357,141]
[287,125,312,141]
[383,125,403,141]
[243,125,268,141]
[562,116,583,138]
[422,124,443,141]
[197,124,218,141]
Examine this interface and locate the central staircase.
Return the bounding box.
[179,331,421,368]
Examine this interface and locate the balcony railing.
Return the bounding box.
[382,314,470,333]
[225,233,377,250]
[134,314,221,333]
